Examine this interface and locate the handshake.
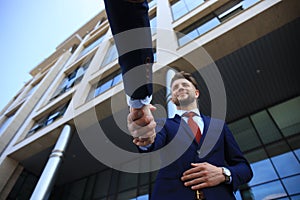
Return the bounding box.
[127,104,157,146]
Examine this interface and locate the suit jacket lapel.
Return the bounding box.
[173,114,200,145]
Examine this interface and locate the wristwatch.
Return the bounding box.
[222,167,231,183]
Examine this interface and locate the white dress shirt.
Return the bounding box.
[176,108,204,134]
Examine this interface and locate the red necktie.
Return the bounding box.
[184,112,201,143]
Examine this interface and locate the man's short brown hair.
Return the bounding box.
[170,71,198,90]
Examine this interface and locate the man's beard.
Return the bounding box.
[173,94,195,107]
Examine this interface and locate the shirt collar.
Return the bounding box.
[177,108,201,117]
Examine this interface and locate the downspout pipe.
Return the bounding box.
[30,124,72,200]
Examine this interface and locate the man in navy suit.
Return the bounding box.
[128,71,253,199]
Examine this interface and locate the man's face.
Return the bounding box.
[171,78,199,107]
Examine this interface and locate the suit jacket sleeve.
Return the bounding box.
[223,124,253,191]
[104,0,153,100]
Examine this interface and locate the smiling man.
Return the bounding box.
[128,71,253,200]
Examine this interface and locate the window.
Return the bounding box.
[51,56,94,100]
[27,102,69,136]
[230,96,300,200]
[250,111,282,144]
[229,117,261,152]
[77,32,106,60]
[101,42,118,67]
[153,47,157,62]
[176,0,260,46]
[149,14,157,35]
[148,0,156,8]
[177,14,220,46]
[87,71,122,101]
[0,114,15,136]
[170,0,205,21]
[268,96,300,137]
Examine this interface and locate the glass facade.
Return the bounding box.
[176,0,260,46]
[229,96,300,199]
[49,169,158,200]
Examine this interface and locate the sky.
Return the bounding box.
[0,0,105,112]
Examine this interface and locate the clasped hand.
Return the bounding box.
[181,162,225,190]
[127,104,157,146]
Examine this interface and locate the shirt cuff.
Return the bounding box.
[127,95,152,109]
[138,144,152,150]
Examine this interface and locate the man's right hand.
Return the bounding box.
[127,104,156,146]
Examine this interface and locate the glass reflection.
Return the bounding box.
[271,152,300,178]
[249,159,278,186]
[251,181,286,200]
[282,175,300,196]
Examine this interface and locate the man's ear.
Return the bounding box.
[195,89,200,98]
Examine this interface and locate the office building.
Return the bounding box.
[0,0,299,199]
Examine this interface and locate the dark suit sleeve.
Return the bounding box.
[103,0,153,100]
[223,124,253,191]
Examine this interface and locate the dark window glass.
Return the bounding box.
[229,117,261,152]
[118,172,138,192]
[66,178,87,200]
[51,57,93,100]
[93,170,112,199]
[266,140,291,158]
[117,189,137,200]
[251,111,282,144]
[27,102,69,136]
[288,134,300,150]
[244,149,267,164]
[215,0,243,22]
[269,97,300,137]
[138,185,149,199]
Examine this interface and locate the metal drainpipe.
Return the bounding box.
[30,124,72,200]
[166,69,177,118]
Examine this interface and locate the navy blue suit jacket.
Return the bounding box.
[104,0,153,99]
[145,114,253,200]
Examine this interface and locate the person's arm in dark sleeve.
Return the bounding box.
[103,0,153,108]
[223,124,253,191]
